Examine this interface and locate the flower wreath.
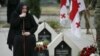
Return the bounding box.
[80,45,96,56]
[35,41,48,52]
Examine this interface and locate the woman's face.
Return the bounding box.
[22,5,27,13]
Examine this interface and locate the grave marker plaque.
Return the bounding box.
[38,28,51,42]
[55,41,71,56]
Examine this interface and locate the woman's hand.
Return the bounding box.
[22,32,30,36]
[19,13,26,17]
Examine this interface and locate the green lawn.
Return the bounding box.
[0,21,9,28]
[41,6,60,15]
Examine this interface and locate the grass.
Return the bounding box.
[0,21,9,28]
[41,6,60,15]
[46,20,62,30]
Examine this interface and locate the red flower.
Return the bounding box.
[80,46,96,56]
[39,47,43,52]
[35,47,39,51]
[80,50,85,56]
[43,45,47,49]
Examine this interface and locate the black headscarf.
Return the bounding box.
[15,2,29,15]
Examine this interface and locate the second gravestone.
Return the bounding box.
[55,41,71,56]
[35,22,57,42]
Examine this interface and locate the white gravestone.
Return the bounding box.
[33,15,39,25]
[48,29,95,56]
[35,22,57,41]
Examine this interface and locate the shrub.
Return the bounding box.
[26,0,41,19]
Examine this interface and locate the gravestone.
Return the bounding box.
[55,41,71,56]
[35,22,57,42]
[48,30,95,56]
[33,15,39,25]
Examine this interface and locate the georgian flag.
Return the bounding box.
[60,0,69,26]
[69,0,85,38]
[78,0,86,12]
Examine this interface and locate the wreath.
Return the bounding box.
[35,41,48,52]
[80,45,96,56]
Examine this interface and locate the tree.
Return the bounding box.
[56,0,60,4]
[26,0,41,19]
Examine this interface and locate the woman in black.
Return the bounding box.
[7,3,38,56]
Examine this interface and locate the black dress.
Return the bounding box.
[7,11,38,56]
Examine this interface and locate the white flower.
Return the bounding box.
[36,42,43,46]
[90,53,95,56]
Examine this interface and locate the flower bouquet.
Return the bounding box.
[35,41,48,52]
[35,40,49,56]
[80,45,96,56]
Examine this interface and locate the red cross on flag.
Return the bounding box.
[60,0,69,26]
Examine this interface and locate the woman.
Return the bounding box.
[7,3,38,56]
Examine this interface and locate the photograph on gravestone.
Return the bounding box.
[55,41,71,56]
[38,28,51,42]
